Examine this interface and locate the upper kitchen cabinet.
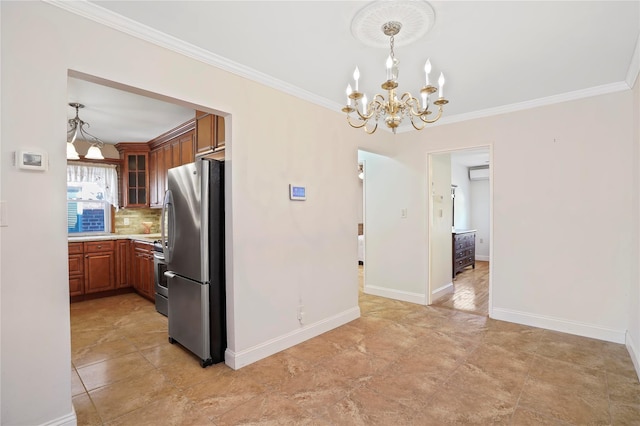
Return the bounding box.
[148,119,195,208]
[116,143,150,208]
[195,111,225,156]
[170,130,195,168]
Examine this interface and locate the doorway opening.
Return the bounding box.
[427,147,492,317]
[66,70,234,392]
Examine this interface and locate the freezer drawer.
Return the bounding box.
[166,272,212,366]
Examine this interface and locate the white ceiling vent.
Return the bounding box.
[469,166,490,181]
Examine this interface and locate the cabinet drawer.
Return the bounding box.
[84,240,115,253]
[68,243,83,255]
[454,249,471,260]
[69,276,84,297]
[133,241,153,252]
[68,254,84,275]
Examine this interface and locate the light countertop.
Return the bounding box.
[68,233,161,243]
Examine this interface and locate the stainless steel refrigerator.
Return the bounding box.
[161,158,225,367]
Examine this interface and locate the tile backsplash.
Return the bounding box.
[115,208,161,234]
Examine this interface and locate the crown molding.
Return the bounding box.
[415,81,631,130]
[44,0,341,112]
[46,0,637,132]
[626,33,640,89]
[393,80,630,133]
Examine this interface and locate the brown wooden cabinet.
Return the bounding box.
[116,143,150,208]
[116,239,131,288]
[149,125,195,208]
[169,130,195,168]
[68,243,84,297]
[452,230,476,277]
[196,111,225,156]
[132,240,155,301]
[119,114,224,209]
[84,241,116,294]
[149,149,159,207]
[69,238,151,302]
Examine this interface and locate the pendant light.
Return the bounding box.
[67,103,105,160]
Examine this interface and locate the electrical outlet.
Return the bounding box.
[480,238,484,243]
[297,305,305,324]
[124,218,130,225]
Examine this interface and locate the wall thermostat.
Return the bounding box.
[289,184,306,201]
[16,150,47,171]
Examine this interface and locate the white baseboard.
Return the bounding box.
[431,282,454,302]
[225,306,360,370]
[40,409,76,426]
[475,255,490,262]
[364,285,426,305]
[492,307,626,344]
[626,331,640,381]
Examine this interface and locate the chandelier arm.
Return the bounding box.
[347,114,368,129]
[363,122,378,134]
[410,116,427,131]
[399,92,430,117]
[372,94,386,104]
[418,106,444,124]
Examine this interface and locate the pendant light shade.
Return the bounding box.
[67,142,80,160]
[85,145,105,160]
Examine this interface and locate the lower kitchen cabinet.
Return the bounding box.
[69,238,145,302]
[132,240,155,301]
[68,243,84,297]
[116,239,131,288]
[84,240,116,294]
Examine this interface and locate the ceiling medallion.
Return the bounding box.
[351,0,436,48]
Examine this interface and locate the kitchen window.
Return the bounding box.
[67,163,118,234]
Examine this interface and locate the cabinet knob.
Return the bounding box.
[97,245,102,249]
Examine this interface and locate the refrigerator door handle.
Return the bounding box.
[161,190,176,263]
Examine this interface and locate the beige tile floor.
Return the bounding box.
[72,268,640,425]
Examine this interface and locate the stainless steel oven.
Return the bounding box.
[153,241,168,316]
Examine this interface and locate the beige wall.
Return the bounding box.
[631,70,640,374]
[429,153,453,301]
[400,91,634,339]
[0,2,380,424]
[357,89,635,344]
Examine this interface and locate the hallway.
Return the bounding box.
[433,260,489,316]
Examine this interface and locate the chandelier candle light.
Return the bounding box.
[342,21,448,134]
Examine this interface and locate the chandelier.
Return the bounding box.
[67,103,105,160]
[342,20,449,134]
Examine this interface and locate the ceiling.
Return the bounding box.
[65,1,639,147]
